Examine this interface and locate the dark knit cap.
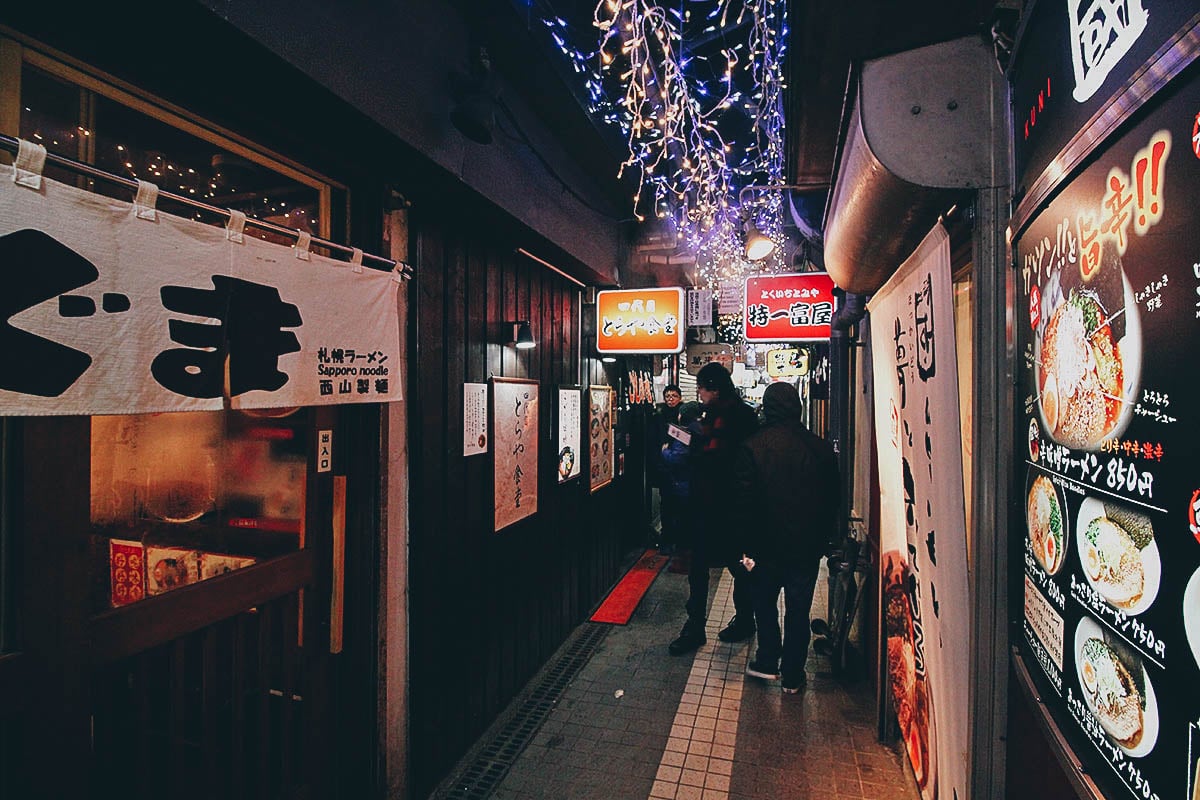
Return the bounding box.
[762,381,803,425]
[696,362,735,393]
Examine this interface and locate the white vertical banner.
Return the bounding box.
[868,224,968,800]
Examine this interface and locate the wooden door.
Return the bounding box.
[0,408,349,800]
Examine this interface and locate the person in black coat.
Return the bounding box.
[736,381,841,693]
[668,363,759,656]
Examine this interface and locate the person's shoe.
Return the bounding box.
[668,627,706,656]
[717,617,755,643]
[782,675,807,694]
[745,659,780,680]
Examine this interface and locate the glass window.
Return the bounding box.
[91,409,309,610]
[19,62,327,247]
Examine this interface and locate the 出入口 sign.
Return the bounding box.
[743,273,836,342]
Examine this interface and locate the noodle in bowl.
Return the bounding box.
[1036,275,1140,450]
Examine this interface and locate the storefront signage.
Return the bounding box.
[556,387,582,483]
[1010,0,1195,192]
[596,287,684,354]
[766,347,808,378]
[717,279,742,315]
[0,166,402,416]
[1014,71,1200,800]
[869,225,970,800]
[588,385,614,492]
[1068,0,1147,103]
[318,429,333,473]
[493,377,539,531]
[743,272,836,342]
[686,288,713,327]
[684,343,733,375]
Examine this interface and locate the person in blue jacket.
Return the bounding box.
[658,401,702,556]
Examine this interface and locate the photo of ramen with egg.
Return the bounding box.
[1025,471,1067,575]
[1034,244,1141,451]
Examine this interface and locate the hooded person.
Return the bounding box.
[735,381,841,693]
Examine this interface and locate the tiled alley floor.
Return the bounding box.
[435,551,920,800]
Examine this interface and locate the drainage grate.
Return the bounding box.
[438,623,610,800]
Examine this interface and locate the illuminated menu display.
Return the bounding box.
[1014,70,1200,800]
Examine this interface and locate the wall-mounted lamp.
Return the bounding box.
[737,183,827,262]
[743,217,775,261]
[509,320,536,349]
[600,356,617,364]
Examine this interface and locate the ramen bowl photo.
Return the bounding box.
[1074,616,1159,757]
[1034,262,1141,451]
[1026,471,1067,575]
[1074,497,1160,615]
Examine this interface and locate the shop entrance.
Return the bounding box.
[0,34,387,800]
[2,407,357,799]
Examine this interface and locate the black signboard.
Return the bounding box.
[1014,66,1200,800]
[1010,0,1196,194]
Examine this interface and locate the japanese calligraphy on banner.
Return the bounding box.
[1014,70,1200,800]
[493,377,538,531]
[0,167,401,416]
[588,385,614,492]
[743,272,836,342]
[596,287,684,354]
[557,386,582,484]
[868,225,969,800]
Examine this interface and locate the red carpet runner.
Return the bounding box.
[589,548,670,625]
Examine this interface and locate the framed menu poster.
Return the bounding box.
[557,387,582,484]
[588,385,614,492]
[492,377,538,531]
[1012,69,1200,800]
[463,382,488,456]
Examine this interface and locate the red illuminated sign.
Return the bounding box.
[743,272,836,342]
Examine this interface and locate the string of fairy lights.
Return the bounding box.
[21,107,320,234]
[540,0,794,305]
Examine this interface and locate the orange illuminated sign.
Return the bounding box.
[596,288,685,354]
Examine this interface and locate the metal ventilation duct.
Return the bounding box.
[823,35,1007,294]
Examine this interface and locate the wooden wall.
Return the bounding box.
[407,201,629,799]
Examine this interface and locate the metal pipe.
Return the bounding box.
[737,182,828,205]
[0,133,410,277]
[516,247,586,288]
